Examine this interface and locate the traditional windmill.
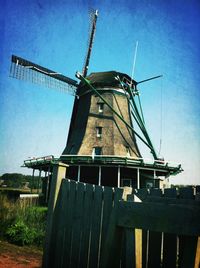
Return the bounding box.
[10,10,182,191]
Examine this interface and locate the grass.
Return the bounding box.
[0,193,47,247]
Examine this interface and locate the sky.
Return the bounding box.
[0,0,200,185]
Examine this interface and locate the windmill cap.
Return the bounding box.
[85,71,137,88]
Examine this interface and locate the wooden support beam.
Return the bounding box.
[42,162,68,268]
[117,201,200,236]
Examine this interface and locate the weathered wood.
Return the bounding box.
[100,187,123,268]
[179,187,194,199]
[178,235,198,268]
[42,163,68,268]
[79,183,94,268]
[99,186,114,262]
[162,233,177,268]
[62,180,77,268]
[164,188,177,198]
[89,185,103,268]
[70,182,85,267]
[142,230,148,268]
[53,179,70,268]
[117,201,200,236]
[145,196,200,206]
[194,237,200,268]
[149,188,162,197]
[147,231,162,268]
[121,228,136,268]
[135,229,142,268]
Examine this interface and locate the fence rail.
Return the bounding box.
[43,177,200,268]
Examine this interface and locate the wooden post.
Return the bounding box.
[153,170,156,188]
[31,169,35,193]
[38,169,42,194]
[98,166,102,186]
[137,168,140,189]
[46,166,50,203]
[42,162,68,268]
[77,165,81,182]
[117,166,120,188]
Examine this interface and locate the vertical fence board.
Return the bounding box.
[179,187,194,199]
[53,179,70,268]
[62,180,77,268]
[89,185,103,268]
[147,231,162,268]
[150,188,162,197]
[178,235,198,268]
[70,182,85,267]
[100,187,123,268]
[142,230,148,268]
[162,233,177,268]
[100,187,114,262]
[121,228,135,268]
[164,188,177,198]
[79,183,94,268]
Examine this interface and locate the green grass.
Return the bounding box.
[0,193,47,247]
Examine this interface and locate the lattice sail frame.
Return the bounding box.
[10,55,78,95]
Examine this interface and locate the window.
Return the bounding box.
[92,147,102,156]
[96,127,102,138]
[98,103,104,113]
[126,146,131,157]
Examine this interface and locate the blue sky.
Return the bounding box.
[1,0,200,185]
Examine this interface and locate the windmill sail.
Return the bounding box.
[10,55,78,95]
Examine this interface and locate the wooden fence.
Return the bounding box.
[43,178,200,268]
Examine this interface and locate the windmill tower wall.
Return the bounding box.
[62,74,141,158]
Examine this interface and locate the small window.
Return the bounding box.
[96,127,102,138]
[98,103,104,113]
[126,146,131,157]
[92,147,102,156]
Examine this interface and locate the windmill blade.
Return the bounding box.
[10,55,78,95]
[82,9,98,77]
[136,75,162,85]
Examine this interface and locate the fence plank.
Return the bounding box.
[100,188,123,268]
[62,180,77,268]
[89,185,103,268]
[53,179,70,268]
[70,182,85,268]
[179,187,194,199]
[178,235,198,268]
[100,186,114,262]
[164,188,177,198]
[79,183,94,268]
[142,230,148,268]
[147,231,162,268]
[162,233,177,268]
[121,228,135,268]
[117,201,200,236]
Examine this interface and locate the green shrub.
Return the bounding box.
[0,194,47,247]
[6,220,36,246]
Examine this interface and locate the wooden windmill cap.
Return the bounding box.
[85,71,137,88]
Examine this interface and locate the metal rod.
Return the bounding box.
[136,75,162,85]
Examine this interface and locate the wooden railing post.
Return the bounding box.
[42,162,68,268]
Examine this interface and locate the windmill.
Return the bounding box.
[10,10,182,190]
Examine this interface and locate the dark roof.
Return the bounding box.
[85,71,137,88]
